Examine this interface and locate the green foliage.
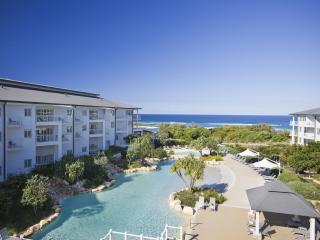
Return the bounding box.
[210,125,289,143]
[175,188,226,207]
[214,155,223,161]
[128,161,144,169]
[0,175,52,234]
[153,148,168,159]
[21,174,49,215]
[126,135,154,162]
[65,160,85,183]
[279,171,320,200]
[170,154,205,191]
[168,149,174,155]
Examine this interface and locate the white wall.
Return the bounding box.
[6,103,36,176]
[0,103,4,181]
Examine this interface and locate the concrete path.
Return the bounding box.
[221,154,265,209]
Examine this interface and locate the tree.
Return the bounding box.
[170,154,205,192]
[21,174,49,215]
[190,136,207,155]
[65,160,85,183]
[126,135,154,162]
[94,152,109,169]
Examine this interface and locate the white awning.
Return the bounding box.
[238,149,259,157]
[253,158,280,169]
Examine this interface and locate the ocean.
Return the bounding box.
[138,114,291,130]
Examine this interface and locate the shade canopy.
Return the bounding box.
[246,180,320,218]
[238,149,259,157]
[253,158,280,169]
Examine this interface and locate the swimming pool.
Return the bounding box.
[32,160,222,240]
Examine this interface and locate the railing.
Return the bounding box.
[75,133,82,138]
[36,134,58,142]
[7,142,23,151]
[304,132,315,139]
[89,114,105,120]
[289,120,298,126]
[89,129,103,135]
[7,118,22,127]
[100,224,183,240]
[36,116,60,122]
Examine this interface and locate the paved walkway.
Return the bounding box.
[221,154,265,209]
[184,155,294,240]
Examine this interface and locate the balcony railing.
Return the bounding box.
[89,113,105,120]
[304,132,315,139]
[89,129,103,135]
[36,134,58,142]
[7,118,22,127]
[75,132,82,138]
[289,120,298,126]
[36,115,59,122]
[62,135,70,142]
[7,142,23,151]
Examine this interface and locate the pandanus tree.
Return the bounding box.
[170,154,205,192]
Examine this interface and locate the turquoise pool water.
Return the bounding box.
[32,161,203,240]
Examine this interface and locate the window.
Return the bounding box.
[24,108,32,117]
[317,128,320,135]
[67,109,73,116]
[82,110,87,116]
[111,110,115,116]
[111,122,115,128]
[67,150,73,155]
[66,126,73,133]
[24,159,32,168]
[0,166,2,176]
[126,110,132,116]
[36,109,53,121]
[24,129,32,138]
[82,125,87,131]
[82,146,87,153]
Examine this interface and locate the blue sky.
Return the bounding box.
[0,0,319,115]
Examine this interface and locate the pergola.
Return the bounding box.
[246,180,320,240]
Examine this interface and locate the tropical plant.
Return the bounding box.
[65,160,85,183]
[126,135,154,162]
[21,174,49,215]
[170,154,205,192]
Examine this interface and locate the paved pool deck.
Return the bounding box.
[185,154,293,240]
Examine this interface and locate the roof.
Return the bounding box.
[0,78,139,109]
[246,180,319,218]
[290,107,320,116]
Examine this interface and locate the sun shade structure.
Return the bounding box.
[247,180,319,240]
[238,149,259,157]
[253,158,280,169]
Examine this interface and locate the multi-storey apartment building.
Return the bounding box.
[0,78,138,181]
[290,108,320,145]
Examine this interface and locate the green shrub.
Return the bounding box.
[278,172,301,183]
[128,161,144,169]
[214,155,223,161]
[168,149,174,155]
[175,188,226,207]
[286,181,320,200]
[153,148,168,159]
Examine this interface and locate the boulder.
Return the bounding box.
[55,207,62,213]
[182,206,195,216]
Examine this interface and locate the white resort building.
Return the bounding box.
[290,107,320,145]
[0,78,139,182]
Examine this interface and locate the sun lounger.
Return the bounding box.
[209,197,216,211]
[198,196,205,209]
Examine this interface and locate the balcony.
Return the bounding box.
[289,121,298,126]
[36,134,58,143]
[7,141,23,151]
[74,117,83,124]
[75,132,82,139]
[7,118,23,127]
[62,135,71,142]
[89,112,105,121]
[116,127,127,133]
[89,129,103,135]
[304,132,315,139]
[89,145,102,155]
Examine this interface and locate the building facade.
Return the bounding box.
[290,108,320,145]
[0,78,138,181]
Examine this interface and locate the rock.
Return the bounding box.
[55,207,62,213]
[174,203,183,212]
[91,184,107,193]
[40,219,49,229]
[182,206,195,215]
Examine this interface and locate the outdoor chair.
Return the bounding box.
[260,225,273,238]
[209,197,216,211]
[198,196,205,209]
